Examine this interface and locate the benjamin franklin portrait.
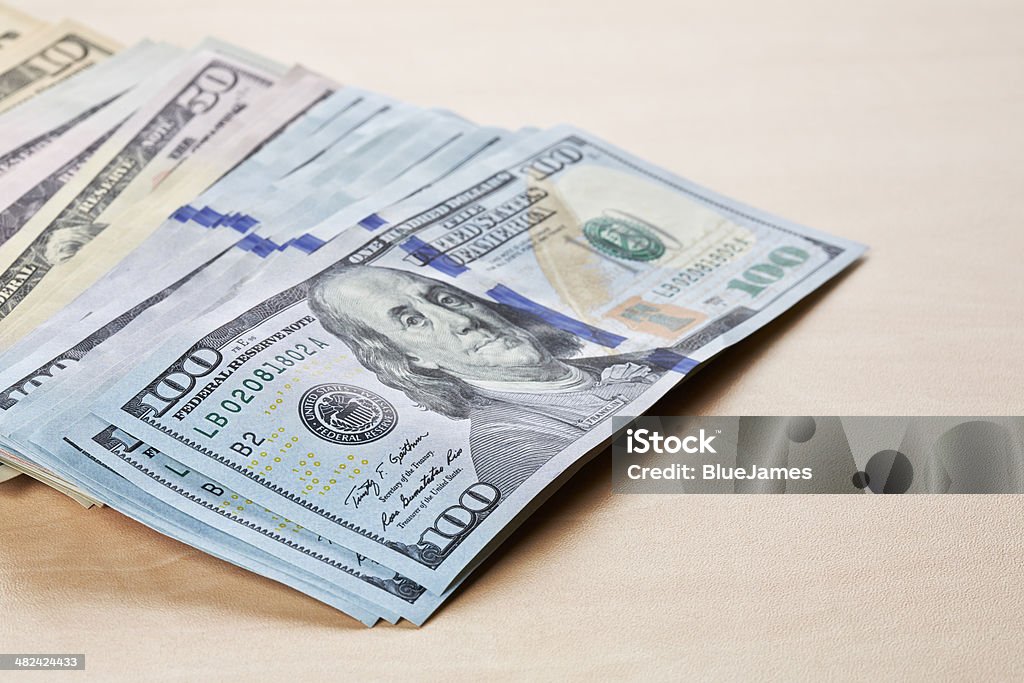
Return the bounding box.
[308,264,664,493]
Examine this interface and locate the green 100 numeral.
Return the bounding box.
[727,246,810,297]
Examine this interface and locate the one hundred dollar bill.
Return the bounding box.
[40,432,387,625]
[0,112,523,622]
[84,126,864,593]
[0,91,507,621]
[0,115,517,443]
[48,414,452,624]
[0,98,507,519]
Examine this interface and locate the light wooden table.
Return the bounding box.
[2,0,1023,679]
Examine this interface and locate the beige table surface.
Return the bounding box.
[2,0,1024,680]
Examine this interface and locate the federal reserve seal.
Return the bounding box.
[582,215,666,261]
[299,383,397,445]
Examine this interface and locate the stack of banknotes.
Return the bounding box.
[0,5,865,625]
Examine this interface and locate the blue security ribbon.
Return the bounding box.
[291,233,326,253]
[642,348,699,373]
[235,233,263,252]
[193,206,226,227]
[171,205,198,223]
[399,236,468,277]
[485,284,626,349]
[359,213,387,230]
[218,212,259,233]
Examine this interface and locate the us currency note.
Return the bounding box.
[86,126,864,592]
[0,72,334,500]
[103,122,516,357]
[0,3,42,53]
[2,129,540,470]
[0,102,492,621]
[155,87,381,224]
[0,98,111,178]
[0,448,98,505]
[0,118,512,513]
[0,120,517,440]
[0,460,19,482]
[0,81,336,488]
[0,131,518,623]
[0,49,285,345]
[0,47,287,487]
[0,112,505,442]
[0,41,181,180]
[41,434,386,625]
[0,87,376,415]
[51,415,451,624]
[0,112,123,249]
[0,20,119,113]
[0,70,338,351]
[166,102,435,253]
[1,100,448,347]
[0,45,185,250]
[233,112,474,249]
[0,87,405,358]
